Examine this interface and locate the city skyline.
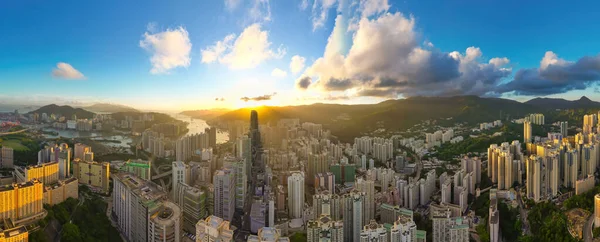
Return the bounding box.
[2,0,600,111]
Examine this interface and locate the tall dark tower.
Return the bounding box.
[241,110,269,232]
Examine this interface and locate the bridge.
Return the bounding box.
[0,128,29,136]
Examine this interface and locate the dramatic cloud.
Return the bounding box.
[496,52,600,95]
[140,26,192,74]
[296,76,312,89]
[297,12,512,97]
[240,92,277,102]
[201,24,285,69]
[290,55,306,74]
[51,62,86,80]
[271,68,288,77]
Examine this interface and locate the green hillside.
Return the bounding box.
[29,104,95,119]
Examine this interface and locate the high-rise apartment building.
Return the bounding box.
[342,190,364,242]
[113,173,167,242]
[0,147,14,168]
[72,159,110,193]
[359,220,388,242]
[14,161,59,185]
[287,172,305,219]
[560,121,569,138]
[595,194,600,228]
[432,210,469,242]
[73,143,91,161]
[313,191,342,220]
[307,215,344,242]
[0,180,44,221]
[213,169,235,221]
[196,215,234,242]
[564,149,579,188]
[524,121,532,143]
[355,178,375,224]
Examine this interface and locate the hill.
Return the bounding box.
[212,96,539,141]
[84,103,139,113]
[525,96,600,110]
[29,104,95,119]
[180,108,231,120]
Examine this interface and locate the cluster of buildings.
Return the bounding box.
[425,129,455,148]
[141,127,216,161]
[479,120,503,130]
[0,147,13,168]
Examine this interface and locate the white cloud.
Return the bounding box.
[540,51,569,70]
[271,68,288,77]
[249,0,271,22]
[311,0,338,30]
[51,62,86,80]
[290,55,306,74]
[297,12,512,97]
[359,0,389,18]
[225,0,242,10]
[140,26,192,74]
[201,24,285,69]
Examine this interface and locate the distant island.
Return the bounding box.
[29,104,95,119]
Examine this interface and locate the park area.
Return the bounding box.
[566,208,590,240]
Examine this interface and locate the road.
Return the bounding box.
[516,188,531,236]
[0,128,29,136]
[584,214,594,242]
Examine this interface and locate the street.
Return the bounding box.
[584,214,594,242]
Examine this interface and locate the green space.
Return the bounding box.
[30,186,122,242]
[289,232,307,242]
[563,185,600,212]
[0,139,28,151]
[519,201,578,242]
[0,133,40,165]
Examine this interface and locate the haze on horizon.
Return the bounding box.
[2,0,600,112]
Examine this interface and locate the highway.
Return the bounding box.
[0,128,29,136]
[584,214,594,242]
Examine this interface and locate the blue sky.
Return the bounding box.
[1,0,600,111]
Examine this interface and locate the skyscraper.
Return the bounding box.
[560,121,568,138]
[343,190,364,242]
[214,169,235,221]
[287,172,305,219]
[355,178,375,224]
[172,161,191,202]
[524,121,532,143]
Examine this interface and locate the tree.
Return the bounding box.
[61,223,82,242]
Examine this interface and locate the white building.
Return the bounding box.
[288,172,305,219]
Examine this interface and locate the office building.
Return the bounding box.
[172,161,191,202]
[14,162,59,185]
[307,215,344,242]
[0,180,44,221]
[196,215,234,242]
[213,169,235,221]
[148,201,182,242]
[42,177,79,205]
[113,173,167,242]
[223,157,247,210]
[175,183,208,233]
[72,159,110,193]
[343,190,365,242]
[287,172,305,219]
[0,147,13,169]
